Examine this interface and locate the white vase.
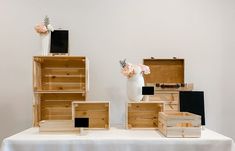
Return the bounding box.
[127,66,144,102]
[41,32,51,56]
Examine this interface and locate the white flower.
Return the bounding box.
[47,24,54,32]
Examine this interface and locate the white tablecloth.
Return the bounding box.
[1,127,234,151]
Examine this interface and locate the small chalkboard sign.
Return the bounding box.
[142,86,154,95]
[74,118,89,128]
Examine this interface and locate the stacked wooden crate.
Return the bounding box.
[143,58,193,112]
[143,58,201,137]
[33,56,89,127]
[33,56,110,131]
[158,112,201,137]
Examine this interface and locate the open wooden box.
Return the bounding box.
[33,93,85,126]
[143,58,184,85]
[33,56,89,92]
[143,58,193,112]
[72,101,110,129]
[127,102,164,129]
[158,112,201,137]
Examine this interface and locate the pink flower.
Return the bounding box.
[34,23,48,34]
[138,64,150,74]
[121,63,135,78]
[120,59,150,78]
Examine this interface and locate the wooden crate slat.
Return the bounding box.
[43,77,85,83]
[42,84,85,91]
[41,93,85,100]
[128,103,163,111]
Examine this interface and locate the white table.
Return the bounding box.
[1,127,234,151]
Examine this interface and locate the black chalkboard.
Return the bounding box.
[142,86,154,95]
[74,118,89,128]
[180,91,205,125]
[50,30,69,53]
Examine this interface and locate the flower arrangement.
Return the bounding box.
[34,16,54,35]
[119,59,150,78]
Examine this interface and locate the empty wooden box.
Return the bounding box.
[72,101,110,129]
[158,112,201,138]
[143,58,193,112]
[33,56,89,92]
[127,102,164,129]
[33,56,89,126]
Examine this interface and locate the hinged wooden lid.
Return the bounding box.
[143,58,184,84]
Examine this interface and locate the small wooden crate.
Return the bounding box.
[158,112,201,138]
[127,102,164,129]
[72,101,110,129]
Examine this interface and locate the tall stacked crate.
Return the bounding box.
[143,58,193,112]
[33,56,89,126]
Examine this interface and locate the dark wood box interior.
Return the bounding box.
[143,59,184,84]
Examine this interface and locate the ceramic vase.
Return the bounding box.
[127,66,144,101]
[41,32,51,56]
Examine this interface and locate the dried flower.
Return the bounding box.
[119,59,150,78]
[47,24,54,32]
[34,16,54,35]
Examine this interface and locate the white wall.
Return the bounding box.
[0,0,235,142]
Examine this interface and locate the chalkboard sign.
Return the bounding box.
[180,91,205,125]
[74,118,89,128]
[142,86,154,95]
[50,30,69,53]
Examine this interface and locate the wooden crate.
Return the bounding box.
[33,93,85,126]
[33,56,89,127]
[143,58,193,112]
[158,112,201,137]
[39,120,76,132]
[33,56,89,92]
[72,101,110,129]
[127,102,164,129]
[143,58,184,84]
[148,90,179,112]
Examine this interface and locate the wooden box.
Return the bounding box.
[148,91,179,112]
[39,120,76,132]
[33,56,89,92]
[127,102,164,129]
[33,56,89,126]
[33,93,85,126]
[143,58,193,112]
[72,101,110,129]
[158,112,201,138]
[143,58,184,84]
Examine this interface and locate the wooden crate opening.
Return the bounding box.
[127,102,164,129]
[34,56,88,92]
[34,93,85,126]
